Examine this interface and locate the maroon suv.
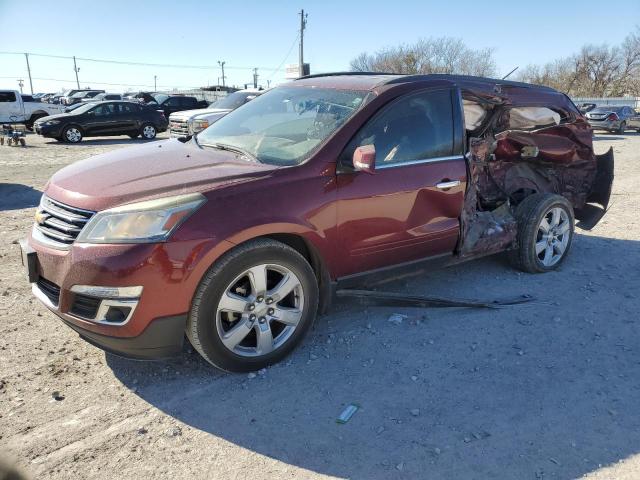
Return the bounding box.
[21,73,613,372]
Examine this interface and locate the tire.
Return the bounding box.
[617,122,626,134]
[62,125,83,143]
[25,113,47,131]
[508,193,575,273]
[141,123,156,140]
[187,239,319,372]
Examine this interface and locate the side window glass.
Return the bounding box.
[93,103,116,116]
[0,92,17,102]
[167,97,181,107]
[345,89,454,167]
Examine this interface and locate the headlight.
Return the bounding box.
[43,120,61,126]
[77,193,206,244]
[191,119,209,133]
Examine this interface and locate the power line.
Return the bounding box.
[267,33,300,80]
[0,51,286,72]
[0,75,200,90]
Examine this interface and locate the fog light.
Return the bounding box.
[104,306,132,323]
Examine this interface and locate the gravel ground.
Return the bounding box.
[1,132,639,480]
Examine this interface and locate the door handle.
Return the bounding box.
[436,180,461,190]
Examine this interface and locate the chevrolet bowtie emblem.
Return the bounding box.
[34,211,47,225]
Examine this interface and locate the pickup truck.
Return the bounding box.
[169,89,263,138]
[0,90,65,129]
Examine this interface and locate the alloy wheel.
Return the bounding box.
[65,127,81,142]
[142,125,156,139]
[215,263,304,357]
[535,207,570,267]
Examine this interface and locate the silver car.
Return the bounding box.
[586,105,640,134]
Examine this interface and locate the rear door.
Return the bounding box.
[83,103,119,135]
[335,88,467,276]
[0,91,24,122]
[115,103,140,133]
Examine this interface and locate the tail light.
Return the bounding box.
[607,113,619,121]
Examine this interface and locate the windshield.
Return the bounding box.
[68,103,96,114]
[210,91,259,110]
[152,94,168,104]
[197,86,368,166]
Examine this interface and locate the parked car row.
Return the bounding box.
[584,105,640,133]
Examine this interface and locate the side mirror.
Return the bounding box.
[353,145,376,174]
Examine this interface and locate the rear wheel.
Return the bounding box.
[187,239,319,372]
[141,123,156,140]
[63,126,82,143]
[509,193,574,273]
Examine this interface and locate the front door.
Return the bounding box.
[336,88,467,277]
[83,103,119,135]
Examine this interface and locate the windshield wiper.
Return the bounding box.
[200,142,259,162]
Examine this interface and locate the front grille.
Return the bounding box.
[36,277,60,306]
[34,196,95,248]
[70,293,101,319]
[169,120,190,136]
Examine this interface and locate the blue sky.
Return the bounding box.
[0,0,638,94]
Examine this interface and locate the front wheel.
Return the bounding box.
[62,126,82,143]
[187,239,319,372]
[509,193,575,273]
[141,123,156,140]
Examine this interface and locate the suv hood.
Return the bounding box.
[46,139,279,211]
[169,108,231,121]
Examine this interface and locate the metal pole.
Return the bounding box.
[154,75,157,91]
[298,9,307,77]
[218,61,226,87]
[17,79,24,93]
[253,68,258,88]
[73,56,80,89]
[24,53,34,94]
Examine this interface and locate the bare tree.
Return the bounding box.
[518,26,640,96]
[349,37,497,77]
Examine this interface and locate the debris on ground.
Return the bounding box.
[336,404,359,424]
[337,289,535,309]
[387,313,407,325]
[51,391,64,401]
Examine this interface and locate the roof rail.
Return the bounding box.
[296,71,399,80]
[383,74,556,91]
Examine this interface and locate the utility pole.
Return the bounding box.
[73,56,80,89]
[267,79,271,88]
[17,79,24,93]
[218,60,226,87]
[154,75,157,91]
[24,53,34,94]
[253,68,258,88]
[298,9,308,77]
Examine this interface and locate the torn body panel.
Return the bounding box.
[457,89,612,258]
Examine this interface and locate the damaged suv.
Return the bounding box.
[21,73,613,372]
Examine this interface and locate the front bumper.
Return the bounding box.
[34,123,63,137]
[22,230,230,359]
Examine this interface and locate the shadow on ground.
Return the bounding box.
[106,233,640,479]
[0,183,42,211]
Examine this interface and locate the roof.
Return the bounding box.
[294,71,557,94]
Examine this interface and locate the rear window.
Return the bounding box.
[592,106,623,113]
[0,91,17,102]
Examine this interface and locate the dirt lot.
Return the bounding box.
[1,132,639,480]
